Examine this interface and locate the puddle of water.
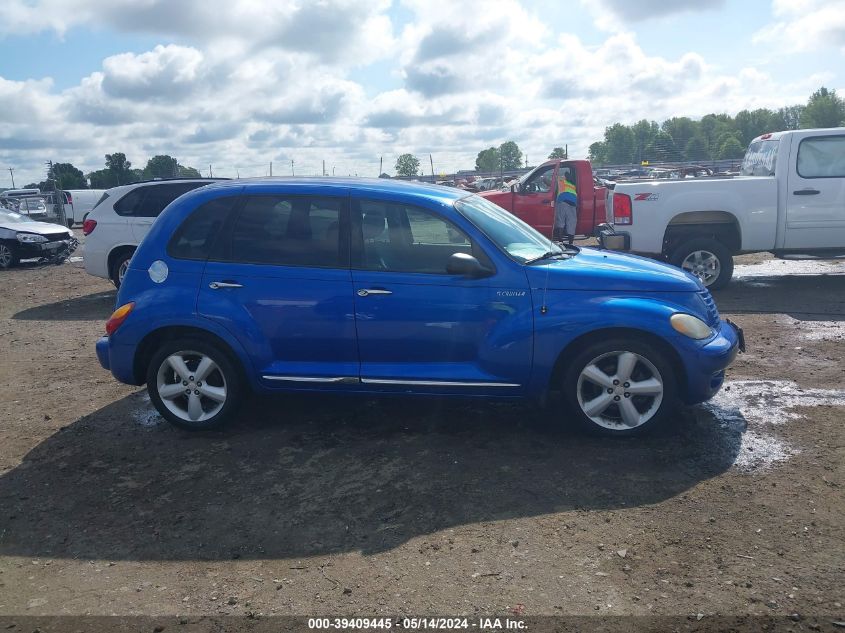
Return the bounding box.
[132,393,161,427]
[775,316,845,341]
[703,380,845,472]
[734,259,845,279]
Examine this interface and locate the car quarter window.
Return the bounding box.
[797,136,845,178]
[113,187,146,216]
[218,195,346,268]
[167,196,238,261]
[354,199,480,274]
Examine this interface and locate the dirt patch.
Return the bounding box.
[0,241,842,627]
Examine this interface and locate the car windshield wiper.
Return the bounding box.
[524,250,568,264]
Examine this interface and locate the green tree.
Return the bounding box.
[684,135,710,161]
[475,147,500,172]
[644,131,680,162]
[777,105,804,130]
[603,123,636,164]
[105,152,132,185]
[395,153,420,177]
[631,119,659,163]
[716,135,745,159]
[51,163,87,189]
[661,117,696,158]
[588,142,607,165]
[498,141,523,171]
[548,147,567,159]
[177,165,202,178]
[87,169,116,189]
[800,87,845,128]
[144,155,180,179]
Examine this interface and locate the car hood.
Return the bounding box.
[0,219,71,236]
[524,246,701,292]
[478,189,512,209]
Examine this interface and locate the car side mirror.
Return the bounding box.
[446,252,489,278]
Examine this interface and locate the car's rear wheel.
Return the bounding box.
[110,250,134,288]
[146,338,243,431]
[564,338,678,436]
[0,243,19,269]
[669,238,733,289]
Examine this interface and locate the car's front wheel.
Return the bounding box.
[564,338,678,436]
[146,338,243,431]
[0,243,19,269]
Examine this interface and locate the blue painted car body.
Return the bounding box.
[96,177,739,406]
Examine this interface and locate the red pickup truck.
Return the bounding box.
[479,159,607,238]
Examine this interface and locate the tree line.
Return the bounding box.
[25,153,202,190]
[588,87,845,166]
[395,143,571,177]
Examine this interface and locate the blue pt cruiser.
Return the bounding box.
[96,178,743,436]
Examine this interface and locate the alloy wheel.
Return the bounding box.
[0,245,11,268]
[681,250,720,286]
[576,350,664,430]
[117,259,130,285]
[156,350,228,423]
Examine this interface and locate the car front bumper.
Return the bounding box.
[16,237,76,259]
[681,318,744,404]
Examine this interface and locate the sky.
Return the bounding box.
[0,0,843,186]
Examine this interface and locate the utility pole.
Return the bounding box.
[291,160,294,176]
[7,167,14,188]
[565,144,568,159]
[429,154,434,177]
[379,156,383,176]
[270,161,273,177]
[209,164,213,178]
[323,159,326,176]
[332,165,335,176]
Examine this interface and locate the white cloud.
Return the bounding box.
[0,0,839,185]
[582,0,726,31]
[754,0,845,54]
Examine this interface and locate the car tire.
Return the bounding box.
[669,238,733,290]
[563,338,678,437]
[146,338,243,431]
[110,250,134,288]
[0,243,19,269]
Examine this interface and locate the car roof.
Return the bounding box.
[199,177,469,204]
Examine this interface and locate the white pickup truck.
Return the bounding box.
[599,127,845,288]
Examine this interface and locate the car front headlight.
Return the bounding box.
[16,233,47,244]
[670,313,713,340]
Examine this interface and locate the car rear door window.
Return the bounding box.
[113,187,146,216]
[797,135,845,178]
[221,196,346,268]
[168,196,238,260]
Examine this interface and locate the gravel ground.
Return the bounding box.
[0,234,843,631]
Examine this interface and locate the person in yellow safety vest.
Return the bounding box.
[553,170,577,244]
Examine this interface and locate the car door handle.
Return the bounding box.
[357,288,392,297]
[209,281,243,289]
[793,189,820,195]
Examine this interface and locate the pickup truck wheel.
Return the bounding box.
[146,338,243,431]
[564,339,677,437]
[669,238,733,290]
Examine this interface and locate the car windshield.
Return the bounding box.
[0,210,28,224]
[455,194,563,263]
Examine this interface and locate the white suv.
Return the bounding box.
[83,178,223,287]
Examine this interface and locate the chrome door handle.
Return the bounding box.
[357,288,392,297]
[209,281,243,289]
